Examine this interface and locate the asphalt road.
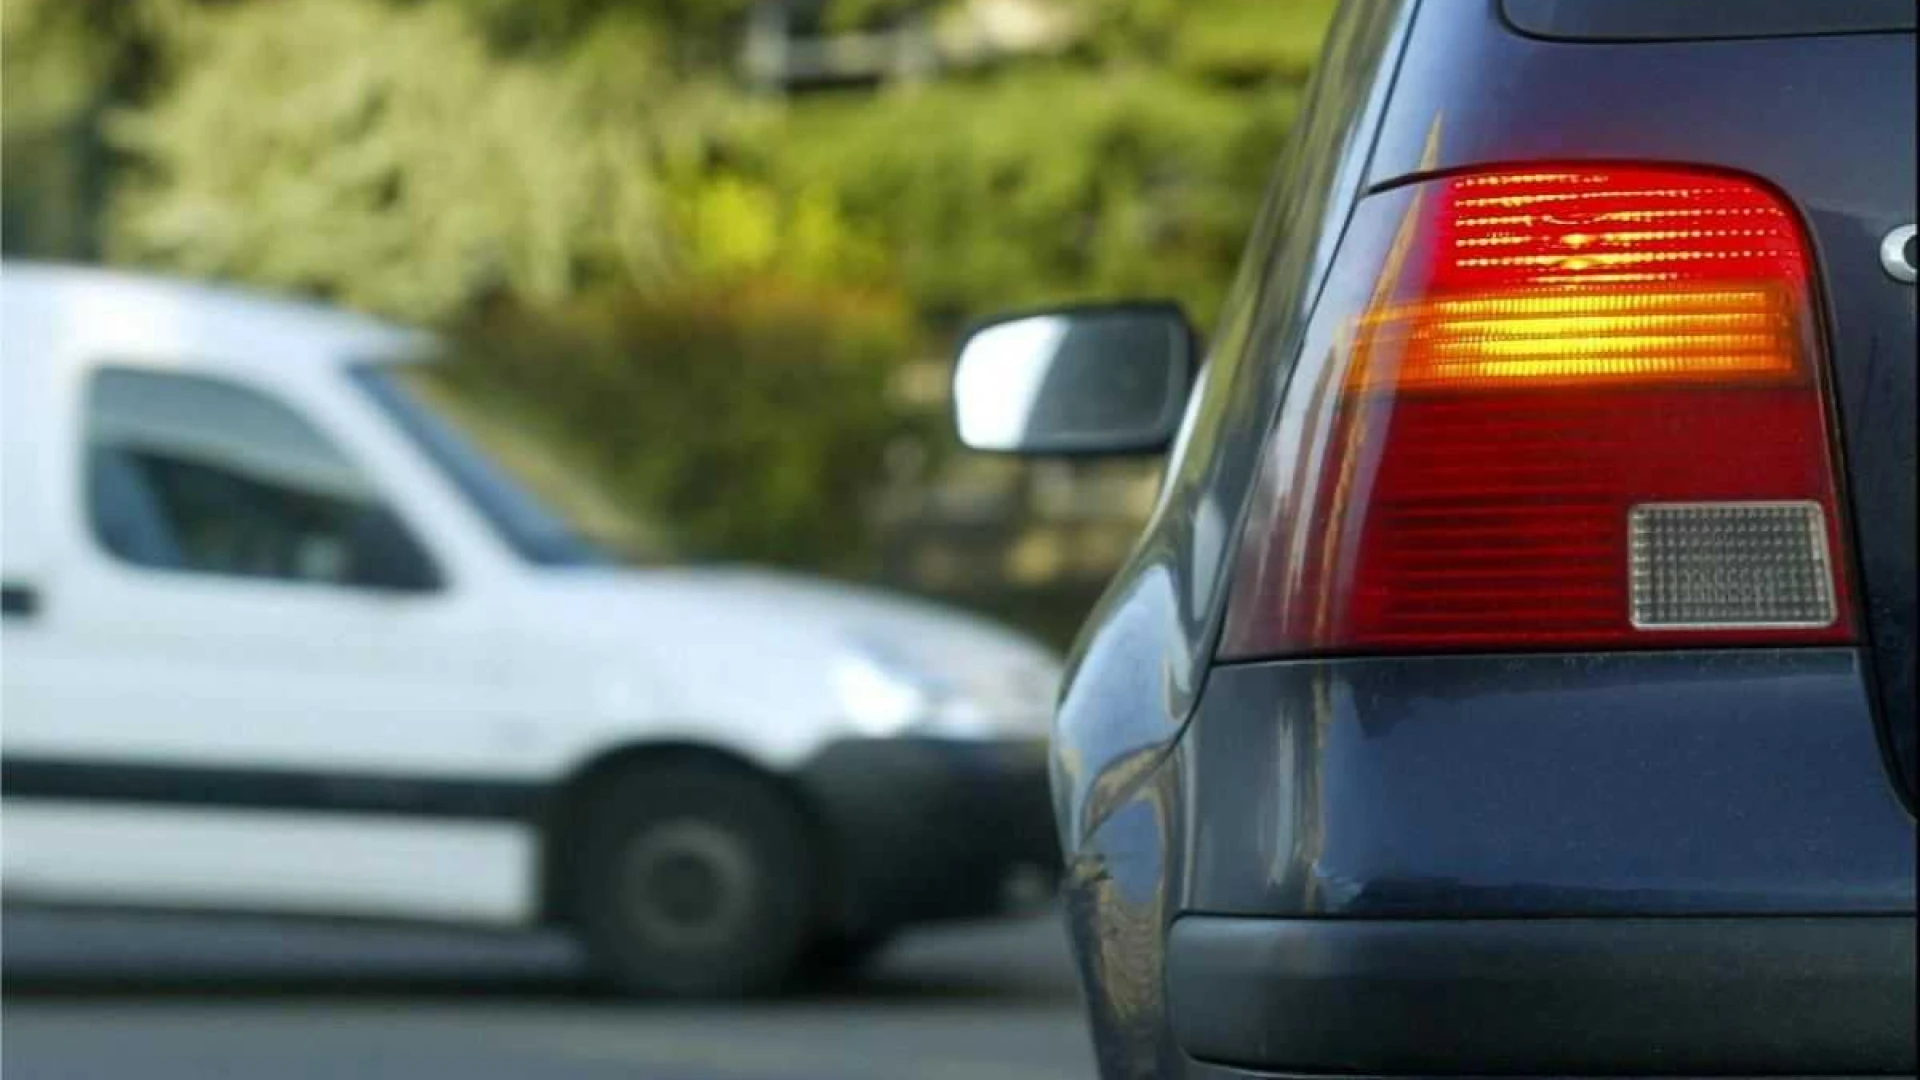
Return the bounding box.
[1,909,1094,1080]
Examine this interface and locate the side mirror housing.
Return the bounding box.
[952,302,1198,456]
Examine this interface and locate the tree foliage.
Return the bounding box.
[63,0,1336,325]
[105,0,689,320]
[759,64,1305,326]
[440,281,923,570]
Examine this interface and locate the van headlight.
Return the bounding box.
[830,644,994,740]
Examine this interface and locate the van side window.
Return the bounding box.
[84,368,439,590]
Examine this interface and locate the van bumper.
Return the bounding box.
[797,736,1059,933]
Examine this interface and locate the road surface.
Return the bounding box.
[2,908,1094,1079]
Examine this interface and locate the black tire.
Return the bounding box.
[566,758,819,999]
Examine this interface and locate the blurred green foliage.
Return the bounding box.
[440,281,923,571]
[107,0,695,319]
[2,0,1338,579]
[761,66,1304,326]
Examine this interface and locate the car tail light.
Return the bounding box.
[1221,166,1855,657]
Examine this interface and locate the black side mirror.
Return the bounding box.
[951,301,1198,456]
[346,506,443,593]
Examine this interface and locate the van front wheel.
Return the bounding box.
[567,759,818,998]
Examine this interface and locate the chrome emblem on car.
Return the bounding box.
[1883,224,1917,284]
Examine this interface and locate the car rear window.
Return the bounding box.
[1502,0,1916,42]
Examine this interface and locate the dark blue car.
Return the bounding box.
[951,1,1917,1075]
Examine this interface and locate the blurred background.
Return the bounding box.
[4,0,1336,647]
[4,1,1337,1076]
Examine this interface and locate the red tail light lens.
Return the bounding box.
[1221,166,1854,657]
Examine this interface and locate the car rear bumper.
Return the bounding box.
[797,736,1059,933]
[1168,914,1918,1076]
[1057,649,1918,1077]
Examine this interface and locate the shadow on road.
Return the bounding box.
[1,908,1079,1008]
[1,970,1072,1006]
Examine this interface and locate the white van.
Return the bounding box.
[0,263,1062,997]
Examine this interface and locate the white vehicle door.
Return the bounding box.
[2,363,535,923]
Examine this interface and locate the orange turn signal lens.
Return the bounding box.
[1346,168,1813,394]
[1352,284,1801,391]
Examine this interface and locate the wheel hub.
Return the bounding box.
[619,820,756,948]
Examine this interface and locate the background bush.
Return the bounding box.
[439,282,926,574]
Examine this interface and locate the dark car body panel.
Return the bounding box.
[1182,651,1915,918]
[1045,1,1918,1076]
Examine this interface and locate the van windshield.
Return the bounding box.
[350,361,619,568]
